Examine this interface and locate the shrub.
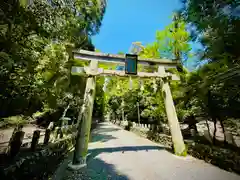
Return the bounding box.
[0,115,28,129]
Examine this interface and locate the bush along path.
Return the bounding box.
[61,122,239,180]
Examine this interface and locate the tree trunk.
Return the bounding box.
[137,102,141,125]
[101,94,106,122]
[113,113,116,124]
[219,119,226,144]
[205,118,211,135]
[188,115,198,137]
[212,117,217,145]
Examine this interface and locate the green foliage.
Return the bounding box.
[117,52,125,55]
[139,42,160,58]
[187,141,240,174]
[104,75,166,125]
[0,115,28,129]
[177,61,240,121]
[136,14,191,65]
[93,77,105,118]
[0,0,106,123]
[181,0,240,65]
[155,14,191,61]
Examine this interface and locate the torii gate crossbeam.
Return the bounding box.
[73,50,178,68]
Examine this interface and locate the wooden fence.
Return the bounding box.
[2,122,78,158]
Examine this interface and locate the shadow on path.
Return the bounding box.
[90,133,118,143]
[74,145,168,179]
[94,127,121,133]
[89,126,120,143]
[87,145,166,162]
[63,155,130,180]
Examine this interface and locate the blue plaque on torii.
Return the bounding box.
[125,54,138,75]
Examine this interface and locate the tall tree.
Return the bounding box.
[155,13,192,65]
[0,0,106,118]
[181,0,240,65]
[131,14,192,68]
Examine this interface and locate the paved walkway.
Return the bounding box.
[62,122,240,180]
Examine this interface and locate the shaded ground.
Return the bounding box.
[61,122,240,180]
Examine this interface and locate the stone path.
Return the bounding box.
[62,122,240,180]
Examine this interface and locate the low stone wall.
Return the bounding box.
[115,120,171,135]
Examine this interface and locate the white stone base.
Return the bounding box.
[68,162,87,170]
[173,154,195,161]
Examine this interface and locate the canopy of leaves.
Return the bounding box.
[131,15,192,67]
[0,0,106,119]
[176,0,240,128]
[181,0,240,65]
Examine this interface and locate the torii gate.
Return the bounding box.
[68,49,186,170]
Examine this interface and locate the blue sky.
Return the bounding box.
[92,0,201,69]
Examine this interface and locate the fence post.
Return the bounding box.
[59,127,64,138]
[9,131,25,157]
[48,122,54,130]
[44,129,51,145]
[54,127,60,139]
[31,130,40,151]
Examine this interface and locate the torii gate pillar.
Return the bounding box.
[69,60,98,170]
[158,66,186,155]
